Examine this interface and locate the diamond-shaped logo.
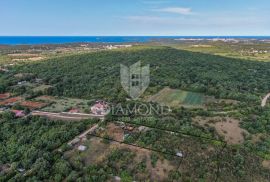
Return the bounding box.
[120,61,150,99]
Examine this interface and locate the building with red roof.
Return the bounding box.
[91,101,109,115]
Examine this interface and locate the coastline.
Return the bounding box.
[0,36,270,45]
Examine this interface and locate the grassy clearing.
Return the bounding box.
[147,87,205,108]
[32,84,52,92]
[184,91,204,105]
[34,96,92,113]
[169,43,270,62]
[193,116,248,144]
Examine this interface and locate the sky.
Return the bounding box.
[0,0,270,36]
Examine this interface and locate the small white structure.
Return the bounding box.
[78,145,87,151]
[114,176,121,181]
[176,151,183,157]
[17,81,27,85]
[18,168,25,172]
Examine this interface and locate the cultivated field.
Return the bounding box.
[20,101,48,110]
[0,96,23,106]
[0,93,10,100]
[147,87,205,108]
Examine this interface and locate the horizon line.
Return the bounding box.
[0,35,270,37]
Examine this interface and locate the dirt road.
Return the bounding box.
[68,124,99,146]
[261,93,270,107]
[31,111,104,121]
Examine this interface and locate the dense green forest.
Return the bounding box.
[7,47,270,102]
[0,113,97,181]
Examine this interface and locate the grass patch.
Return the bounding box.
[33,84,52,92]
[34,96,92,113]
[147,87,205,108]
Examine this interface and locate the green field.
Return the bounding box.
[165,42,270,62]
[32,84,53,92]
[34,96,93,113]
[147,87,205,108]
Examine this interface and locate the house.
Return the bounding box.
[91,101,109,115]
[11,110,25,117]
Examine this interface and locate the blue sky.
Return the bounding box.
[0,0,269,36]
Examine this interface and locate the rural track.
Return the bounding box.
[68,124,99,146]
[31,111,104,121]
[261,93,270,107]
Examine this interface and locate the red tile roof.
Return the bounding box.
[0,93,10,100]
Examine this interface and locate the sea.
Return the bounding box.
[0,36,269,45]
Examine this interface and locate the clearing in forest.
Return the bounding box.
[147,87,204,108]
[0,96,23,106]
[193,116,249,144]
[33,85,53,92]
[20,101,48,110]
[34,96,92,113]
